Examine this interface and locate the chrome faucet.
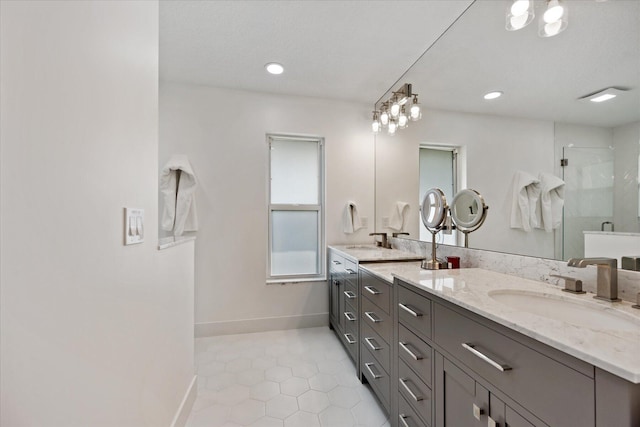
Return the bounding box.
[369,232,390,249]
[567,258,620,302]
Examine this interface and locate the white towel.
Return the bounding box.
[537,173,565,232]
[160,155,198,237]
[388,202,410,231]
[509,171,540,232]
[342,201,363,234]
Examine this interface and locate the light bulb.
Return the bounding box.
[390,101,400,117]
[510,0,530,16]
[510,13,529,30]
[388,120,398,135]
[410,98,421,121]
[398,109,409,128]
[372,120,381,133]
[544,20,562,36]
[543,0,564,23]
[380,111,389,126]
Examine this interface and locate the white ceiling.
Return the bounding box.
[159,0,473,104]
[160,0,640,128]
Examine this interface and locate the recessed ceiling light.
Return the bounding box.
[578,87,626,103]
[265,62,284,75]
[484,91,503,100]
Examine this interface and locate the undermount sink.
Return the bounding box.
[344,245,381,250]
[488,290,640,332]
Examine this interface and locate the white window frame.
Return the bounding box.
[267,134,325,283]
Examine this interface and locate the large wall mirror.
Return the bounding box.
[374,0,640,264]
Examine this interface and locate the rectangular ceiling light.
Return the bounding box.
[578,87,626,103]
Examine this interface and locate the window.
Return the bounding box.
[268,134,324,282]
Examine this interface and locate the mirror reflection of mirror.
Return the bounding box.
[375,0,639,265]
[450,188,489,247]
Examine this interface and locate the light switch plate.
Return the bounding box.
[124,207,144,245]
[360,217,368,228]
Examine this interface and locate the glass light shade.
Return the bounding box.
[398,112,409,129]
[510,0,530,16]
[538,4,568,37]
[410,102,421,121]
[543,0,565,23]
[380,110,389,126]
[390,101,401,117]
[505,0,534,31]
[372,119,381,133]
[388,119,398,135]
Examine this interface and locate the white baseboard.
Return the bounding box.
[170,375,197,427]
[195,312,329,337]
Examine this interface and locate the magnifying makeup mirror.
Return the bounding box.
[420,188,449,270]
[450,188,488,248]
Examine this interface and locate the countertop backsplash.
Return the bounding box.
[389,237,640,304]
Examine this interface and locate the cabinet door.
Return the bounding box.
[434,351,487,427]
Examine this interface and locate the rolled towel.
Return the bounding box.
[510,170,540,232]
[538,173,565,232]
[342,201,363,234]
[389,202,410,231]
[160,155,199,236]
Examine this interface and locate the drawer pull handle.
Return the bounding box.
[343,291,357,299]
[345,268,356,275]
[399,341,423,360]
[364,286,381,295]
[333,280,340,286]
[399,378,423,402]
[398,414,411,427]
[364,337,381,351]
[462,343,512,372]
[344,312,356,322]
[332,260,341,265]
[364,362,382,379]
[488,416,499,427]
[398,303,422,317]
[365,311,382,323]
[343,333,356,344]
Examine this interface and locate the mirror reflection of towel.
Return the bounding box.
[536,173,565,232]
[510,170,540,232]
[342,201,363,234]
[389,202,410,231]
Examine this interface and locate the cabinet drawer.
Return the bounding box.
[398,394,429,427]
[361,344,390,412]
[343,280,358,302]
[360,270,392,315]
[397,285,432,341]
[398,324,432,386]
[329,252,345,273]
[361,318,390,372]
[344,259,358,284]
[342,317,358,360]
[361,296,392,345]
[434,303,594,427]
[399,359,432,426]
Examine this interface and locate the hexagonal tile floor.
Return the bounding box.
[186,327,390,427]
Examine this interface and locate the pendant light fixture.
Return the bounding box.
[372,84,422,134]
[539,0,568,37]
[505,0,568,37]
[505,0,535,31]
[371,111,381,133]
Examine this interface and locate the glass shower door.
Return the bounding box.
[561,146,614,261]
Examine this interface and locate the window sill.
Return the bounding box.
[266,276,327,285]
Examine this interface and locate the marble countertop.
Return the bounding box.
[361,263,640,384]
[329,245,424,263]
[583,231,640,236]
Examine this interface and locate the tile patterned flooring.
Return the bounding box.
[186,327,390,427]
